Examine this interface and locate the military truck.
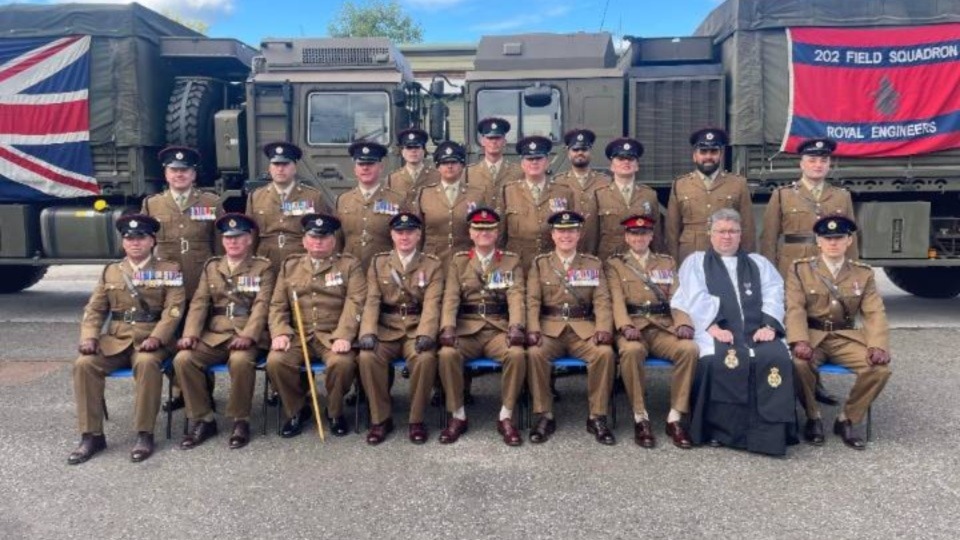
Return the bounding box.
[460,0,960,298]
[0,3,428,293]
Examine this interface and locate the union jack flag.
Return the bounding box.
[0,35,98,201]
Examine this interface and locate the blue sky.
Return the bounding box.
[41,0,726,46]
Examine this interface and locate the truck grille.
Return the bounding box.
[301,47,389,66]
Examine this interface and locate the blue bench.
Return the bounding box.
[104,357,175,440]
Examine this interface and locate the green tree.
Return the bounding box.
[328,0,424,43]
[161,10,210,35]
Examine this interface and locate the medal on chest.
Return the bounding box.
[486,269,513,290]
[281,200,314,217]
[236,276,261,293]
[417,270,426,288]
[188,206,217,221]
[853,280,862,296]
[324,271,344,287]
[743,281,753,296]
[548,197,568,212]
[567,268,600,287]
[373,199,399,215]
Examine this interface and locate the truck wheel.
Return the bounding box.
[165,78,222,184]
[0,265,48,294]
[884,266,960,299]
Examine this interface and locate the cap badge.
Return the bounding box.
[577,134,584,141]
[828,220,838,230]
[362,146,370,155]
[445,147,453,155]
[480,211,488,219]
[175,152,184,160]
[129,220,139,228]
[315,218,324,227]
[491,123,498,129]
[562,213,570,220]
[815,141,824,149]
[529,142,537,150]
[401,215,409,222]
[276,146,283,155]
[408,133,416,140]
[623,143,631,150]
[706,132,715,141]
[228,219,237,228]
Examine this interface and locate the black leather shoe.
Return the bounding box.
[586,416,616,445]
[130,432,155,463]
[529,415,556,444]
[228,420,250,449]
[329,415,350,437]
[280,406,313,438]
[162,395,185,413]
[180,419,218,450]
[833,419,866,450]
[815,380,839,406]
[67,433,106,465]
[804,419,825,446]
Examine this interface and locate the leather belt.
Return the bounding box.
[381,303,423,316]
[783,234,816,245]
[541,304,594,320]
[212,306,251,318]
[110,309,162,323]
[807,318,854,332]
[459,303,508,316]
[626,303,670,317]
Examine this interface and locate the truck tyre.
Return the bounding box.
[165,78,222,184]
[884,266,960,299]
[0,265,48,294]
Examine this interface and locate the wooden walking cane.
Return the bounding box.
[292,291,325,442]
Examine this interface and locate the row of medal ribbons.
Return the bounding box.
[132,271,184,287]
[188,206,217,221]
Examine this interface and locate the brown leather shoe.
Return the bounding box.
[497,419,522,447]
[633,420,656,448]
[833,419,865,450]
[804,418,825,446]
[130,432,155,463]
[228,420,250,450]
[366,418,394,446]
[408,422,429,444]
[67,433,106,465]
[529,415,556,444]
[438,418,468,444]
[180,419,218,450]
[586,416,616,445]
[665,421,692,449]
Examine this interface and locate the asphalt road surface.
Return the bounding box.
[1,266,958,539]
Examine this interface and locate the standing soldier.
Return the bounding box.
[437,208,527,446]
[552,128,609,255]
[174,214,274,450]
[605,215,698,449]
[526,212,616,445]
[787,216,891,450]
[666,128,755,264]
[67,215,185,465]
[266,214,366,438]
[466,117,523,208]
[499,136,576,271]
[387,128,440,201]
[357,213,444,445]
[336,140,408,271]
[411,141,491,265]
[246,141,331,272]
[594,138,664,260]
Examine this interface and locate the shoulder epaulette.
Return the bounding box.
[792,256,817,266]
[534,253,552,261]
[422,253,440,261]
[338,252,357,261]
[579,254,601,261]
[296,182,319,192]
[851,260,872,268]
[452,250,471,258]
[373,251,392,259]
[652,252,675,261]
[499,250,519,257]
[252,256,270,263]
[203,256,223,268]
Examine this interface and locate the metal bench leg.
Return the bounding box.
[260,370,269,436]
[102,397,109,422]
[166,376,173,440]
[866,406,873,442]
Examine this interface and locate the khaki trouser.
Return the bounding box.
[528,326,615,417]
[794,335,891,424]
[617,326,699,416]
[437,327,526,412]
[73,346,169,434]
[358,338,437,425]
[174,342,261,421]
[266,337,356,420]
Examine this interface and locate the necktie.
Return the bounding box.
[621,184,631,204]
[703,175,713,189]
[480,256,489,272]
[175,194,187,209]
[489,164,499,178]
[811,184,823,200]
[363,190,372,201]
[446,184,458,205]
[531,184,541,203]
[562,257,571,271]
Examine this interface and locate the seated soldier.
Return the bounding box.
[605,214,699,449]
[174,214,274,450]
[68,215,185,464]
[787,216,891,450]
[437,208,527,446]
[526,211,617,445]
[266,214,366,438]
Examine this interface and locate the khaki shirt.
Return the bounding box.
[141,190,223,298]
[183,256,275,349]
[785,257,888,350]
[553,169,610,255]
[245,182,331,272]
[605,252,692,333]
[499,178,577,271]
[80,258,186,356]
[527,252,613,340]
[411,180,492,265]
[269,253,366,347]
[360,251,444,342]
[594,180,665,260]
[387,165,440,205]
[440,249,525,335]
[760,181,858,278]
[665,170,756,263]
[335,185,408,271]
[466,159,524,209]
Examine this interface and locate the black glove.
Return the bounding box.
[357,334,378,351]
[526,331,542,347]
[439,326,457,348]
[415,335,436,353]
[594,331,614,346]
[792,341,814,361]
[675,325,694,340]
[507,325,526,347]
[868,347,891,366]
[621,325,642,341]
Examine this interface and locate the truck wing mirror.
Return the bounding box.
[392,87,407,107]
[429,101,448,143]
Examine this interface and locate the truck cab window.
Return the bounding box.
[307,92,390,145]
[476,88,562,144]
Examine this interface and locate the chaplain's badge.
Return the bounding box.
[768,367,782,388]
[724,349,738,369]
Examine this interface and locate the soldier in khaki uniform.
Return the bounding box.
[267,214,366,438]
[246,141,332,271]
[594,138,665,259]
[499,136,576,271]
[174,214,274,450]
[786,216,891,450]
[605,214,698,449]
[761,138,858,279]
[526,211,617,445]
[387,128,440,203]
[68,215,185,465]
[552,128,609,255]
[357,212,444,445]
[466,117,523,208]
[411,141,491,265]
[437,208,527,446]
[336,140,408,271]
[666,128,755,264]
